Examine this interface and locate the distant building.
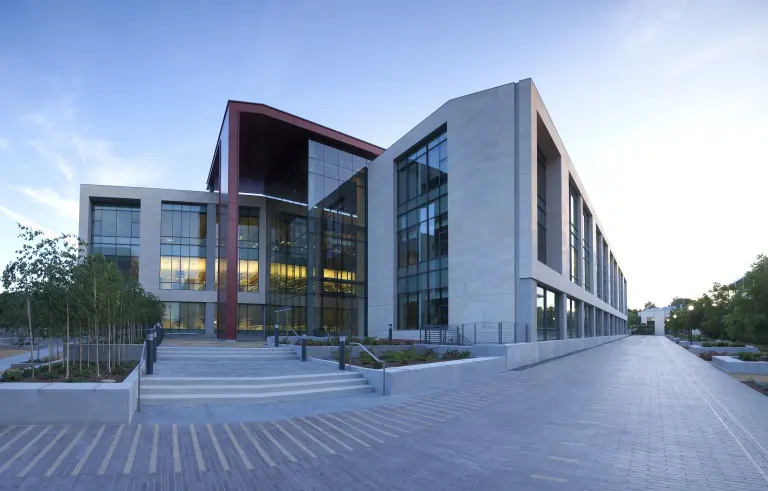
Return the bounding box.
[639,306,674,336]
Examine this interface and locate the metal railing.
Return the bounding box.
[348,342,387,396]
[419,322,530,345]
[136,339,147,413]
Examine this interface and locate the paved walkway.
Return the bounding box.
[1,336,768,490]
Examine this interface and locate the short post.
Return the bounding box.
[301,335,307,362]
[274,323,279,347]
[339,336,346,370]
[153,326,159,362]
[146,329,154,375]
[388,324,393,342]
[498,322,502,344]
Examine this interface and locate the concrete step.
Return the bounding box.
[139,384,374,405]
[141,378,367,395]
[141,372,362,387]
[158,353,298,361]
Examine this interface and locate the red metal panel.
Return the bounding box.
[222,107,241,340]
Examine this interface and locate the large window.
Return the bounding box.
[91,203,140,279]
[238,207,259,292]
[596,230,603,299]
[537,285,560,341]
[396,130,448,330]
[162,302,205,330]
[237,304,264,332]
[160,203,207,290]
[596,309,603,336]
[602,241,609,301]
[585,305,594,337]
[569,186,580,284]
[583,208,592,292]
[567,297,579,339]
[537,149,547,264]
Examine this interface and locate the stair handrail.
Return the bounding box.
[348,342,387,396]
[136,338,147,413]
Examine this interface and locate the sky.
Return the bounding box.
[0,0,766,308]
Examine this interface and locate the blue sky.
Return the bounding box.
[0,0,766,307]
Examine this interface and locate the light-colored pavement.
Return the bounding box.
[1,336,768,490]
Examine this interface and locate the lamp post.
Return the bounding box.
[688,304,695,344]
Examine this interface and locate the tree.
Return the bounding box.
[627,308,640,327]
[643,301,657,310]
[724,254,768,344]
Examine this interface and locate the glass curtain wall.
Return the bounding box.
[569,187,579,284]
[238,207,259,292]
[537,149,547,264]
[596,230,603,300]
[162,302,205,330]
[306,140,369,337]
[237,304,264,334]
[585,305,593,337]
[396,129,448,330]
[91,203,140,279]
[266,209,308,332]
[567,297,579,339]
[160,203,207,290]
[537,285,560,341]
[583,208,592,292]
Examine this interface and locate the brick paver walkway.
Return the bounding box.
[1,336,767,490]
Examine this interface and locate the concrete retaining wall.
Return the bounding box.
[0,363,141,425]
[711,356,768,375]
[688,345,759,355]
[472,335,626,370]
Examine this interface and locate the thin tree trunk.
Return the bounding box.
[66,299,70,379]
[26,295,34,378]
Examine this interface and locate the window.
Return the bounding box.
[567,297,579,339]
[396,129,448,330]
[237,304,264,332]
[596,230,603,299]
[537,285,560,341]
[537,149,547,264]
[91,203,140,279]
[596,309,603,336]
[602,241,609,302]
[584,306,593,337]
[583,208,592,292]
[569,186,580,284]
[162,302,205,330]
[238,207,259,292]
[160,203,207,290]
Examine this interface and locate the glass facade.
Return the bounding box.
[237,304,264,333]
[583,208,592,292]
[91,203,140,279]
[238,206,259,292]
[585,305,593,337]
[566,297,579,339]
[267,209,308,332]
[396,129,448,330]
[537,149,547,264]
[569,186,579,284]
[162,302,205,330]
[160,203,207,290]
[537,285,559,341]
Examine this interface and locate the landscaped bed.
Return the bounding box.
[743,379,768,397]
[1,361,138,383]
[285,336,417,347]
[347,347,472,368]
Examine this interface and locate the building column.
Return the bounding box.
[204,302,215,338]
[578,300,585,338]
[516,279,537,343]
[557,293,567,340]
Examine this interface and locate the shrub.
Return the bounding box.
[2,369,24,382]
[737,352,763,362]
[442,350,471,361]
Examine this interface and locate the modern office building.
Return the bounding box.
[78,78,628,341]
[639,306,674,336]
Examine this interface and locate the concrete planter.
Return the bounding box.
[310,356,506,395]
[691,345,759,355]
[678,340,691,348]
[0,363,141,425]
[711,356,768,375]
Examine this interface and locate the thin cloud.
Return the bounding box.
[12,186,78,221]
[0,204,58,238]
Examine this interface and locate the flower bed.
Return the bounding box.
[2,361,138,383]
[353,348,472,368]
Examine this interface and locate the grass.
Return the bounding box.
[1,361,138,383]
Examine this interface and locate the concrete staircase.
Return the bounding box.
[141,345,373,405]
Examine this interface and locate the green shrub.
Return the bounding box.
[2,369,24,381]
[442,350,471,361]
[737,352,763,362]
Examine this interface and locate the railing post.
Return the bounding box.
[498,322,502,344]
[388,324,393,342]
[146,330,154,375]
[339,336,346,370]
[301,335,307,362]
[461,325,465,345]
[274,323,279,347]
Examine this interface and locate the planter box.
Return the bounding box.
[691,345,759,355]
[711,356,768,375]
[678,340,691,348]
[310,356,506,395]
[0,363,141,425]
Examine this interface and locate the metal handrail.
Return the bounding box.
[136,339,147,412]
[348,342,387,396]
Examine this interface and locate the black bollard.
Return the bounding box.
[388,324,393,342]
[274,324,279,347]
[339,336,346,370]
[301,335,307,362]
[146,329,154,375]
[153,326,159,362]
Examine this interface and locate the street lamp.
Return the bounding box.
[688,304,695,344]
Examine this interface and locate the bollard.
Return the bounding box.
[153,326,159,362]
[146,329,154,375]
[339,336,346,370]
[388,324,393,342]
[301,335,307,362]
[274,324,279,347]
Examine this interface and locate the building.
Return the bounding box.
[639,306,674,336]
[78,79,628,342]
